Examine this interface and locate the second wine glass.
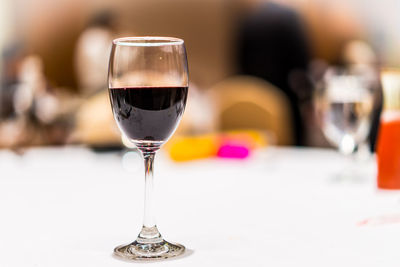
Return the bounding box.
[315,67,376,180]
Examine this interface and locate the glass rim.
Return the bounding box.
[113,36,184,47]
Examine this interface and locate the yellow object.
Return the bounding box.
[166,130,268,162]
[167,135,218,162]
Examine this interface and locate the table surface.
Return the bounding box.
[0,146,399,267]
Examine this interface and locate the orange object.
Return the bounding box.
[377,116,400,189]
[377,69,400,189]
[167,135,218,162]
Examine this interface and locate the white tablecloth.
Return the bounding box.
[0,146,399,267]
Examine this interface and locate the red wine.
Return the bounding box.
[109,86,188,143]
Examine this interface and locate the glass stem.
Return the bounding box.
[143,151,156,228]
[137,150,162,243]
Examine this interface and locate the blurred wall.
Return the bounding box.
[349,0,400,66]
[11,0,242,89]
[271,0,400,65]
[0,0,13,75]
[6,0,400,89]
[115,0,241,89]
[0,0,12,48]
[13,0,89,89]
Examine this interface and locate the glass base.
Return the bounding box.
[114,240,185,261]
[331,162,373,184]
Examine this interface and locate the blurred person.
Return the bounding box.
[0,42,26,119]
[13,55,61,146]
[0,54,47,148]
[237,1,311,145]
[74,10,115,96]
[0,53,80,149]
[0,42,27,148]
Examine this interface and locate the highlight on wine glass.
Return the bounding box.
[108,37,188,260]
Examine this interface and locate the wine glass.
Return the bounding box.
[108,37,188,260]
[315,67,376,181]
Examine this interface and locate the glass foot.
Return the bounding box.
[114,240,185,261]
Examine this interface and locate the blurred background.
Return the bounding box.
[0,0,399,155]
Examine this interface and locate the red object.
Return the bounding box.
[377,117,400,189]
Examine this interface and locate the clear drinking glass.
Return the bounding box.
[108,37,188,260]
[315,67,375,180]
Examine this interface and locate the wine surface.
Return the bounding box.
[109,86,188,142]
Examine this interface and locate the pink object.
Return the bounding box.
[217,143,250,159]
